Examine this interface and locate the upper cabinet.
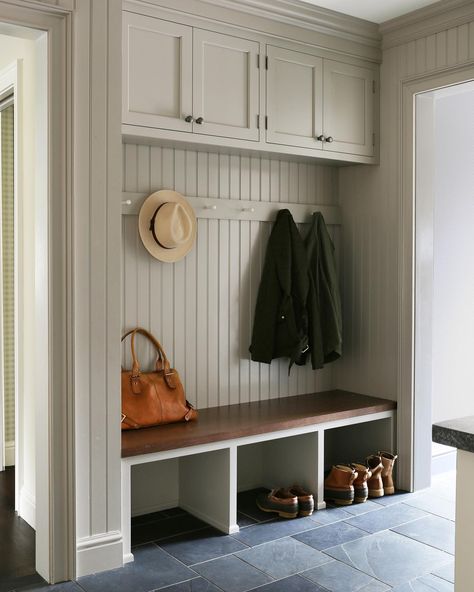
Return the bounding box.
[193,29,260,141]
[266,47,375,157]
[122,13,193,132]
[123,11,260,141]
[122,8,380,164]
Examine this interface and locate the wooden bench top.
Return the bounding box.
[121,390,396,458]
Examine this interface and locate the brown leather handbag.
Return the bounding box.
[121,328,197,430]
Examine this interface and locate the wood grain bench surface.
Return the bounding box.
[122,390,396,458]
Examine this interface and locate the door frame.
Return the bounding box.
[0,1,73,582]
[398,63,474,492]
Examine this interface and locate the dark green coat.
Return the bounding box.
[249,209,309,367]
[305,212,342,369]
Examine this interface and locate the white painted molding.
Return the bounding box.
[76,531,124,578]
[19,486,36,528]
[381,0,474,49]
[5,440,14,466]
[122,192,343,225]
[180,502,240,535]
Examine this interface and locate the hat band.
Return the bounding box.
[149,204,173,250]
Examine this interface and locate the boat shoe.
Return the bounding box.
[289,484,315,516]
[256,488,299,519]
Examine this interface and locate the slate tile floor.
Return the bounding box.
[9,473,456,592]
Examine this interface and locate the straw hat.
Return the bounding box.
[138,190,197,262]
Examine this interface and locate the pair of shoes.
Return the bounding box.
[367,452,397,498]
[323,464,371,506]
[324,451,398,506]
[256,485,314,519]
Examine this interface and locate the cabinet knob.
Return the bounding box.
[325,136,334,143]
[316,134,325,141]
[184,115,194,123]
[195,117,204,125]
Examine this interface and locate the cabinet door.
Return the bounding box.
[266,46,323,150]
[123,12,193,132]
[323,60,375,156]
[193,29,260,141]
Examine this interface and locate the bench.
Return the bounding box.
[121,389,396,563]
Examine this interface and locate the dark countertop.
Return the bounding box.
[433,416,474,453]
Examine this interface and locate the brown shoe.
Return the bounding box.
[289,485,314,516]
[256,488,298,519]
[366,455,384,498]
[351,463,372,503]
[324,465,357,506]
[379,451,398,495]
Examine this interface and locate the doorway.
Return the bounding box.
[0,22,50,589]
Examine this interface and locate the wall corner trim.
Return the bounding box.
[76,531,124,577]
[380,0,474,49]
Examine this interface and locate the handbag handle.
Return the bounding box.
[121,328,175,390]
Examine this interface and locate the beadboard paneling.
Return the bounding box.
[122,145,340,408]
[336,20,474,400]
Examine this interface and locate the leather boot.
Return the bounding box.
[256,488,298,519]
[324,465,357,506]
[289,484,314,517]
[351,463,372,503]
[366,455,384,498]
[379,451,398,495]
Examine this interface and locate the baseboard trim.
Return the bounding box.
[4,440,14,466]
[19,487,35,529]
[180,502,239,535]
[76,531,124,577]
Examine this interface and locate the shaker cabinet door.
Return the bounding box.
[123,12,193,132]
[193,29,260,141]
[323,60,375,156]
[266,46,323,150]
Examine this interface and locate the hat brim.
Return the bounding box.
[138,190,197,263]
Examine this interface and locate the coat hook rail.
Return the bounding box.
[121,192,342,226]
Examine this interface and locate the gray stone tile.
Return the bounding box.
[309,506,351,525]
[403,493,455,521]
[236,537,330,579]
[236,489,274,523]
[371,491,418,507]
[132,514,208,546]
[391,574,454,591]
[192,555,272,592]
[302,559,390,591]
[247,574,327,592]
[15,583,82,592]
[159,527,248,566]
[392,515,455,554]
[231,516,316,547]
[294,521,368,551]
[432,560,455,583]
[237,512,258,528]
[77,544,196,592]
[324,530,452,587]
[342,501,382,516]
[155,577,222,591]
[345,503,427,533]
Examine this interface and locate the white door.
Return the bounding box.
[323,60,375,156]
[193,29,260,141]
[266,45,323,150]
[122,12,193,132]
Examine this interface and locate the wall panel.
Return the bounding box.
[122,145,340,408]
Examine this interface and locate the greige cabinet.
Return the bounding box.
[123,12,260,141]
[122,12,193,132]
[266,45,323,150]
[266,46,376,157]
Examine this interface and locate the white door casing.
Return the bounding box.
[193,28,260,141]
[323,59,375,156]
[266,45,323,150]
[122,11,193,133]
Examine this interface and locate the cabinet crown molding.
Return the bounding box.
[380,0,474,49]
[128,0,381,48]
